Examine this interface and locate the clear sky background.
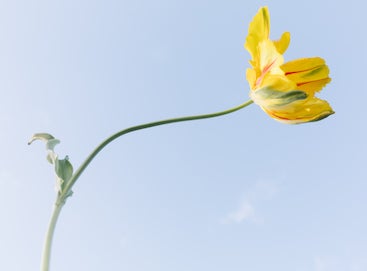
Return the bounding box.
[0,0,365,270]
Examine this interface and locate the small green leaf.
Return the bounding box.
[55,156,73,187]
[28,133,55,145]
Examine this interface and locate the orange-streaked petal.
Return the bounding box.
[281,57,331,94]
[258,39,284,74]
[286,65,329,86]
[296,78,331,93]
[262,97,334,124]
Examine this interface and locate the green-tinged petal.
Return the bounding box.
[281,57,326,73]
[273,32,290,54]
[281,57,331,94]
[261,74,296,91]
[286,64,329,84]
[262,97,334,124]
[245,7,270,60]
[251,87,307,108]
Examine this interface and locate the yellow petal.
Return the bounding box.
[245,7,270,61]
[250,40,285,88]
[261,73,296,92]
[273,32,290,54]
[281,57,325,72]
[258,39,284,74]
[281,57,331,94]
[296,78,331,93]
[246,68,257,89]
[262,97,334,124]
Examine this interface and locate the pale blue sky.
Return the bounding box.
[1,0,366,270]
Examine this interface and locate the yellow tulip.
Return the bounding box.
[245,7,334,124]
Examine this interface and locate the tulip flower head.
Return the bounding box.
[245,7,334,124]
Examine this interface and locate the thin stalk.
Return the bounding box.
[41,200,64,271]
[42,99,253,271]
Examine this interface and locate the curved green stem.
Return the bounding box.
[58,99,253,204]
[41,99,253,271]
